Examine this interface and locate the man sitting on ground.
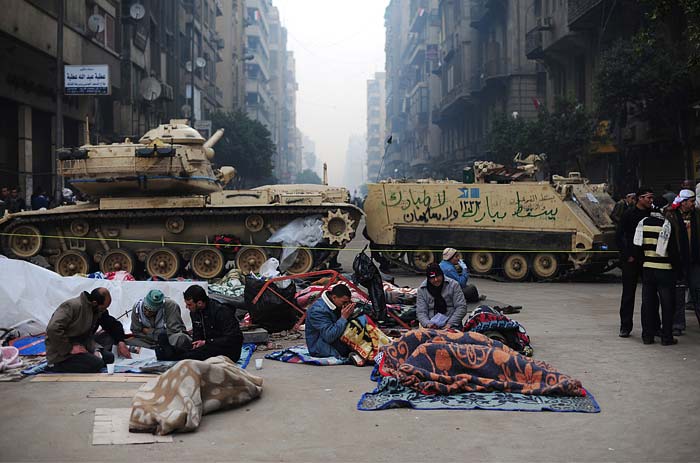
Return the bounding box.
[305,284,356,358]
[128,289,191,351]
[416,263,467,329]
[46,287,131,373]
[156,285,243,362]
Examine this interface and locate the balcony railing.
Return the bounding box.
[525,28,544,59]
[568,0,604,28]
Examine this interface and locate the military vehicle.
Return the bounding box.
[363,162,617,281]
[0,120,361,279]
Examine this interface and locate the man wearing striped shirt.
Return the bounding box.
[633,206,681,345]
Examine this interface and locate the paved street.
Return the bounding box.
[2,237,700,462]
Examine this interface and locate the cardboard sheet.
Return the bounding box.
[92,408,173,445]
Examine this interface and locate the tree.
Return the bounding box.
[641,0,700,69]
[210,111,275,188]
[296,169,322,184]
[486,98,596,175]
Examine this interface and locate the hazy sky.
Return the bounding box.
[274,0,388,186]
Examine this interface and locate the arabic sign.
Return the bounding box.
[64,65,110,95]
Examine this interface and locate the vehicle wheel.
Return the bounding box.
[145,247,180,279]
[55,250,90,276]
[483,330,508,344]
[236,246,267,274]
[100,249,135,274]
[7,225,42,258]
[502,254,529,281]
[286,248,314,275]
[191,247,225,280]
[532,253,559,279]
[383,250,404,262]
[409,250,435,273]
[469,252,495,274]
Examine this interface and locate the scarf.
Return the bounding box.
[427,281,447,314]
[135,299,165,330]
[633,212,672,257]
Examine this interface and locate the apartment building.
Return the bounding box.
[216,0,246,112]
[366,72,386,182]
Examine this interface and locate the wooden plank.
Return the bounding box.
[87,389,140,398]
[31,373,156,383]
[92,408,172,445]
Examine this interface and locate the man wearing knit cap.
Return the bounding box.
[128,289,191,351]
[416,263,467,329]
[667,189,700,333]
[440,247,482,302]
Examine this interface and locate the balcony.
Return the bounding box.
[437,80,472,121]
[483,58,506,79]
[525,28,544,59]
[568,0,604,29]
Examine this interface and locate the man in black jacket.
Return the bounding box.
[617,187,654,337]
[156,285,243,362]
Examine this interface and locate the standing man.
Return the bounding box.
[305,284,355,358]
[416,263,467,329]
[667,189,700,333]
[634,208,681,345]
[156,285,243,362]
[617,187,654,338]
[611,193,637,225]
[46,288,131,373]
[128,289,191,350]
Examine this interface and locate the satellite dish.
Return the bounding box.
[181,104,192,118]
[88,15,106,34]
[195,57,207,69]
[185,61,193,72]
[130,3,146,20]
[139,77,162,101]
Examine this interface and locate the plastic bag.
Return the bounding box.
[267,216,323,270]
[259,258,281,279]
[352,247,386,321]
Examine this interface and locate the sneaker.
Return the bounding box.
[619,329,631,338]
[348,352,365,367]
[661,338,678,346]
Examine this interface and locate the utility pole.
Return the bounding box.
[55,0,64,199]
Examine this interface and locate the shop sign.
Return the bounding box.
[64,65,110,95]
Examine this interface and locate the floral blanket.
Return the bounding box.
[379,329,585,396]
[341,315,392,362]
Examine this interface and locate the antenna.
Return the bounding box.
[87,14,106,34]
[129,3,145,20]
[139,77,162,101]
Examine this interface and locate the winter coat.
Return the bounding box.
[130,297,189,347]
[46,292,125,365]
[189,298,243,357]
[305,292,348,358]
[416,278,467,329]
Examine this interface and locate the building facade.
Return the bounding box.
[366,72,386,182]
[216,0,246,112]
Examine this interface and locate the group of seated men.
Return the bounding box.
[305,247,474,358]
[45,285,243,373]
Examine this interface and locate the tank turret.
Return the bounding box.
[58,120,232,197]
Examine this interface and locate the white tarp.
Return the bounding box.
[0,257,205,332]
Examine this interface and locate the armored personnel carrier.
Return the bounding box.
[0,120,361,279]
[363,162,617,281]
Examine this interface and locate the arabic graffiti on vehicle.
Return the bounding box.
[384,188,559,223]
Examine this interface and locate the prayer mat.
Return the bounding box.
[357,375,600,413]
[265,345,348,365]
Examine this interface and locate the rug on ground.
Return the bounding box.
[265,345,347,365]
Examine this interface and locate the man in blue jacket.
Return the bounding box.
[439,248,469,287]
[305,284,355,357]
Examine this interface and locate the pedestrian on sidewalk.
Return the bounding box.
[617,187,653,337]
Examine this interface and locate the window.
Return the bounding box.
[87,6,116,52]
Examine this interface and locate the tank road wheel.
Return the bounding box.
[55,250,90,276]
[244,214,265,233]
[532,253,560,280]
[69,220,90,237]
[165,216,185,234]
[286,248,314,275]
[409,250,435,273]
[236,246,267,275]
[145,247,180,279]
[469,252,495,275]
[383,250,404,262]
[191,247,225,280]
[502,254,530,282]
[8,225,43,258]
[100,249,136,274]
[322,209,355,245]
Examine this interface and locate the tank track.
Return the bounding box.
[1,205,360,273]
[380,250,617,283]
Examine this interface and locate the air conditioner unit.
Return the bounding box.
[216,38,225,50]
[537,16,554,30]
[161,83,174,101]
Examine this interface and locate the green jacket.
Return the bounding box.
[46,292,125,365]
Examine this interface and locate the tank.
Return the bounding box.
[0,120,362,279]
[363,161,617,281]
